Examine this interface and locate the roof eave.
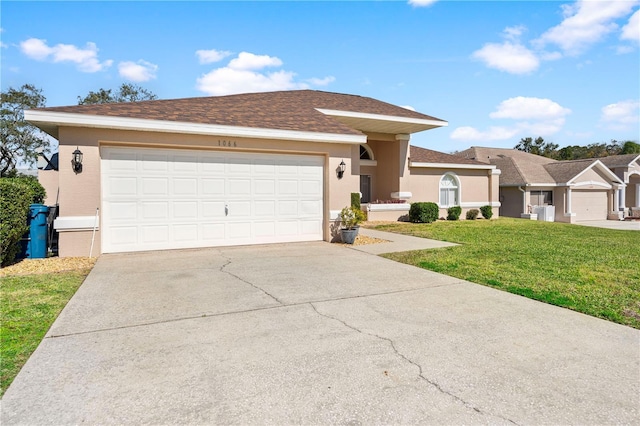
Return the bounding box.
[24,110,367,145]
[409,161,496,170]
[316,108,448,135]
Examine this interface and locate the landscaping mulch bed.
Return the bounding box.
[336,234,388,246]
[0,257,97,277]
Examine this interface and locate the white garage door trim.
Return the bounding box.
[572,190,608,221]
[101,146,324,253]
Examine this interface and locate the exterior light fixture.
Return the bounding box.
[337,159,346,179]
[72,147,83,174]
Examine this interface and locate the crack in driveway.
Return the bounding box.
[219,257,284,305]
[309,302,519,425]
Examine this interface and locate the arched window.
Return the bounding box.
[360,144,374,161]
[439,173,459,207]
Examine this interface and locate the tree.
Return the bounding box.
[77,83,158,105]
[620,141,640,155]
[1,84,49,177]
[514,137,559,159]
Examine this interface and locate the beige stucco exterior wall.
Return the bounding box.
[38,169,59,206]
[365,138,401,201]
[55,126,360,257]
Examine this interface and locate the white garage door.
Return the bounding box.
[572,190,608,221]
[101,147,324,253]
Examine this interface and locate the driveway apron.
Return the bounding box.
[2,241,638,425]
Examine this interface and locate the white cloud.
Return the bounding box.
[196,51,335,96]
[472,41,540,74]
[534,0,639,55]
[408,0,437,7]
[19,38,112,72]
[400,105,416,111]
[306,76,335,86]
[600,99,640,129]
[490,96,572,120]
[228,52,282,70]
[503,25,527,41]
[620,9,640,44]
[196,49,232,64]
[118,60,158,82]
[450,126,519,141]
[451,96,572,142]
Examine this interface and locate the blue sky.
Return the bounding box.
[2,0,639,153]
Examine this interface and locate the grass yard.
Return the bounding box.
[0,269,92,397]
[373,218,640,329]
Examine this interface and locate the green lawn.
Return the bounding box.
[0,270,91,396]
[373,218,640,329]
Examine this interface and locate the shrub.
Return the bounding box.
[338,206,366,229]
[11,175,46,204]
[480,205,493,219]
[447,206,462,221]
[0,180,32,266]
[409,202,439,223]
[350,192,361,210]
[466,209,480,220]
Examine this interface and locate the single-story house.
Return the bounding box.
[26,90,499,257]
[456,147,624,223]
[597,154,640,216]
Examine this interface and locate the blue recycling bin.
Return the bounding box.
[26,204,49,259]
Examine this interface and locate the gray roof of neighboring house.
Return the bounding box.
[454,147,619,186]
[31,90,445,136]
[597,154,640,168]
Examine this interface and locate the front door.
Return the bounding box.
[360,175,371,203]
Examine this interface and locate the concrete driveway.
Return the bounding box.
[575,219,640,231]
[2,239,639,425]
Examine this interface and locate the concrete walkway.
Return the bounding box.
[2,241,638,425]
[575,219,640,231]
[355,227,457,254]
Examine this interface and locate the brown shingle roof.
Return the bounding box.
[544,158,599,183]
[409,146,486,165]
[36,90,444,135]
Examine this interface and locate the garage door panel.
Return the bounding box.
[107,177,137,196]
[141,202,168,220]
[255,201,275,216]
[173,178,197,196]
[202,201,225,218]
[102,147,323,253]
[142,178,168,196]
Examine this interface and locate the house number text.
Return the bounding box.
[217,139,238,147]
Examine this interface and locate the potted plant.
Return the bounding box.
[338,206,366,244]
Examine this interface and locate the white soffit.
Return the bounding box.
[24,110,366,145]
[316,108,448,134]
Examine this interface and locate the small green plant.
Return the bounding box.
[466,209,479,220]
[480,205,493,219]
[447,206,462,221]
[350,192,361,210]
[338,206,366,229]
[409,202,439,223]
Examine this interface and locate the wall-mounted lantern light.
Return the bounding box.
[337,159,346,179]
[72,147,83,174]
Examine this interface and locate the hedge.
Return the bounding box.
[480,205,493,219]
[466,209,480,220]
[409,202,439,223]
[0,177,47,266]
[447,206,462,221]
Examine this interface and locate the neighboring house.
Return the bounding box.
[24,90,497,257]
[597,154,640,216]
[456,147,624,223]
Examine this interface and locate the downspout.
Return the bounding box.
[518,186,526,214]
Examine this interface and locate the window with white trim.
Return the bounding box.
[439,174,459,207]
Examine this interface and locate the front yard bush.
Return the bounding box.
[409,202,439,223]
[0,177,46,266]
[466,209,480,220]
[350,192,361,210]
[480,205,493,219]
[447,206,462,221]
